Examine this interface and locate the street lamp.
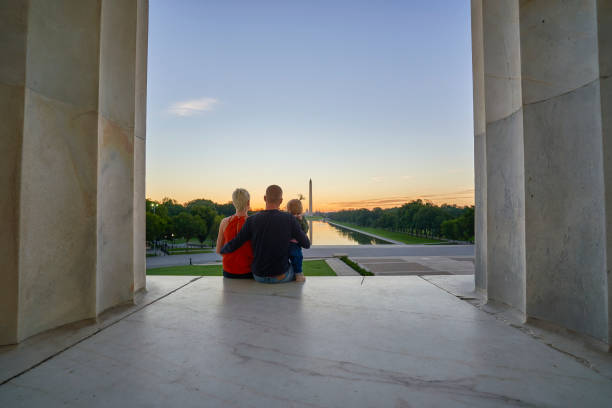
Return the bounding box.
[152,203,158,214]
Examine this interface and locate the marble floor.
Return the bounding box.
[1,277,611,407]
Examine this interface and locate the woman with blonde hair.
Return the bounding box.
[216,188,254,278]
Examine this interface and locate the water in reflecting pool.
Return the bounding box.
[308,220,391,245]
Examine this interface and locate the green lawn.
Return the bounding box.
[147,264,224,276]
[300,260,336,276]
[147,260,336,276]
[340,256,374,276]
[305,215,323,221]
[329,221,444,244]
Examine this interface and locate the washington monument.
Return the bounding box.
[309,179,313,215]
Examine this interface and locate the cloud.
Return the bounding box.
[327,189,475,209]
[168,97,219,116]
[370,176,383,183]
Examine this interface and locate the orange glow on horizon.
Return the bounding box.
[146,189,475,212]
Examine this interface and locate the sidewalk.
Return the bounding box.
[325,258,360,276]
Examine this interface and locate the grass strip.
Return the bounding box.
[339,256,374,276]
[147,264,223,276]
[300,260,336,276]
[147,260,336,276]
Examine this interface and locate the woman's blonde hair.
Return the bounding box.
[286,199,303,215]
[232,188,250,212]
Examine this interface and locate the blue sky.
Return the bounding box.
[146,0,474,210]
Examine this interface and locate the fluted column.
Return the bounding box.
[19,0,101,339]
[596,0,612,348]
[473,0,612,346]
[0,0,28,345]
[520,0,608,342]
[482,0,527,312]
[133,0,149,293]
[471,0,487,293]
[96,0,138,313]
[0,0,148,345]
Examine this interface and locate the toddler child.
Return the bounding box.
[287,199,309,282]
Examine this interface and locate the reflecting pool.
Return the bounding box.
[308,221,391,245]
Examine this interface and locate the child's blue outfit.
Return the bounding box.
[289,216,309,273]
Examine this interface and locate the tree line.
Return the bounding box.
[146,198,235,247]
[328,200,474,241]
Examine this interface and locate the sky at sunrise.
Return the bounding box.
[146,0,474,211]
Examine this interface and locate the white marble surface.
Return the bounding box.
[95,0,138,313]
[482,0,522,123]
[421,275,478,299]
[0,0,28,345]
[20,90,99,339]
[473,0,612,345]
[523,80,607,341]
[520,0,599,104]
[485,110,526,311]
[480,0,527,313]
[25,0,100,109]
[600,3,612,346]
[1,277,611,407]
[133,0,149,293]
[471,1,487,293]
[0,0,149,344]
[0,276,196,385]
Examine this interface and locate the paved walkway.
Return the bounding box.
[353,256,474,276]
[2,276,611,407]
[325,258,360,276]
[147,245,475,269]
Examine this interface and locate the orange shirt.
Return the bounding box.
[222,215,253,275]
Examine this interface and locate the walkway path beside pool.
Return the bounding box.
[326,221,405,244]
[325,258,360,276]
[147,244,475,269]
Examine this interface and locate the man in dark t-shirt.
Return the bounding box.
[220,185,310,283]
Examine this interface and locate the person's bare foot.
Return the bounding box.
[295,273,306,282]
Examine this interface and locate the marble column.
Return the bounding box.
[599,0,612,347]
[520,0,608,342]
[0,0,28,345]
[481,0,527,312]
[471,0,487,294]
[133,0,149,294]
[19,0,101,340]
[96,0,138,313]
[0,0,148,345]
[473,0,612,347]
